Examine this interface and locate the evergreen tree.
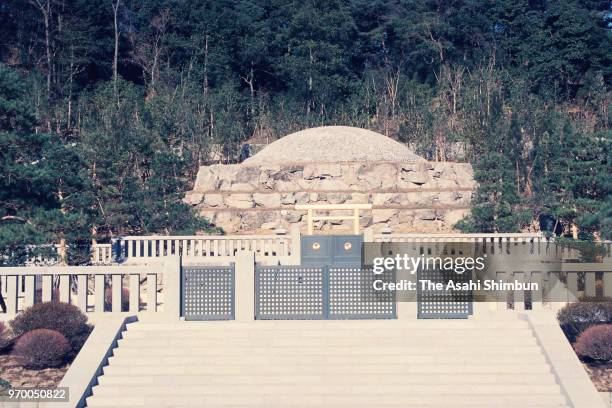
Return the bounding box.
[0,64,92,265]
[0,0,609,242]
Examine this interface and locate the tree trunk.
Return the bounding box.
[112,0,120,93]
[30,0,52,129]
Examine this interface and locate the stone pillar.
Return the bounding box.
[290,223,301,264]
[235,251,255,321]
[162,255,181,319]
[396,268,417,320]
[363,227,374,243]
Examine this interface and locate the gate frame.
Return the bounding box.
[295,203,372,235]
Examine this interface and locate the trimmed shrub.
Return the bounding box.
[66,325,92,360]
[9,301,92,359]
[104,287,130,312]
[10,302,89,339]
[0,322,12,351]
[575,325,612,361]
[557,301,612,343]
[13,329,69,369]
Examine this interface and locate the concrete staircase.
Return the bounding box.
[86,316,570,408]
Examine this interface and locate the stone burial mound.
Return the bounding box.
[184,126,476,233]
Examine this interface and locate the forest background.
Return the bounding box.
[0,0,610,264]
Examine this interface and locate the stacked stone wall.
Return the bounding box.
[185,161,475,233]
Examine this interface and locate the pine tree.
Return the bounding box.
[0,64,92,265]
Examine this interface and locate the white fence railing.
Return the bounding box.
[373,232,546,243]
[13,230,298,266]
[2,230,610,319]
[15,231,611,266]
[91,243,113,264]
[488,263,612,312]
[117,234,293,264]
[0,261,178,316]
[372,232,611,259]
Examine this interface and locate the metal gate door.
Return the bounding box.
[301,235,363,267]
[417,268,472,319]
[255,265,395,319]
[328,266,396,319]
[182,265,235,320]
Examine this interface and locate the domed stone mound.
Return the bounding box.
[186,126,475,234]
[244,126,424,165]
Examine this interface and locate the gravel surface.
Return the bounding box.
[244,126,424,164]
[584,362,612,391]
[0,354,68,388]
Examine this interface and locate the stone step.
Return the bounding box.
[125,320,531,331]
[87,403,569,408]
[121,327,535,339]
[97,372,559,386]
[85,393,568,407]
[89,317,570,408]
[115,335,538,348]
[102,363,553,376]
[110,344,544,357]
[91,383,563,397]
[105,352,547,366]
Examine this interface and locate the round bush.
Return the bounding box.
[10,302,89,340]
[557,301,612,343]
[575,324,612,361]
[66,326,92,360]
[13,329,69,369]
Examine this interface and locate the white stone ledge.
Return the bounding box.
[41,315,137,408]
[524,312,606,408]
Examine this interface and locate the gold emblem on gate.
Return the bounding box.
[312,242,321,250]
[344,242,352,251]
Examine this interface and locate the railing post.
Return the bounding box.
[584,271,596,298]
[59,275,70,303]
[6,275,18,315]
[235,251,255,321]
[513,271,525,311]
[77,274,88,312]
[530,271,543,311]
[111,274,122,312]
[42,275,53,302]
[129,274,140,313]
[567,271,579,301]
[604,272,612,298]
[24,275,35,308]
[94,275,105,312]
